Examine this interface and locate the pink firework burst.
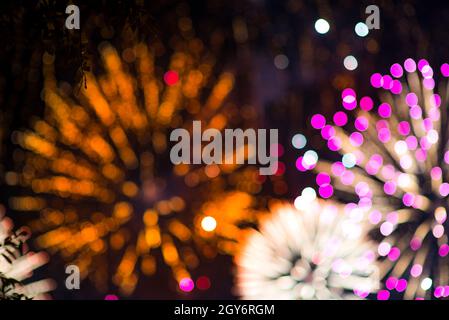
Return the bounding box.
[299,58,449,300]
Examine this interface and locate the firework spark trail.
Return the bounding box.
[235,200,378,300]
[7,41,262,295]
[302,58,449,299]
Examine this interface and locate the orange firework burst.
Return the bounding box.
[195,191,261,257]
[7,39,262,295]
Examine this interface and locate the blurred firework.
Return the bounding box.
[235,200,378,299]
[0,112,4,179]
[195,191,261,256]
[0,205,54,300]
[7,38,262,295]
[305,59,449,299]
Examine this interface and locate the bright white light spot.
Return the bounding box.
[276,276,296,290]
[421,277,432,291]
[301,187,316,202]
[354,22,369,37]
[433,224,444,238]
[342,153,357,168]
[397,173,413,188]
[343,55,358,71]
[394,141,408,156]
[400,155,413,170]
[201,216,217,232]
[299,285,316,299]
[349,207,364,221]
[380,222,394,236]
[292,134,307,149]
[303,150,318,167]
[315,19,330,34]
[274,54,289,70]
[341,220,362,239]
[294,196,305,210]
[343,95,356,103]
[427,129,439,144]
[378,242,391,256]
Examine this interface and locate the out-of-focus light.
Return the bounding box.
[439,244,449,257]
[201,216,217,232]
[440,183,449,197]
[344,55,358,71]
[396,173,411,188]
[274,54,289,70]
[411,264,423,277]
[292,134,307,149]
[179,277,195,292]
[164,70,179,86]
[394,141,408,156]
[306,59,449,299]
[233,17,248,43]
[433,225,444,238]
[301,187,317,202]
[196,276,211,290]
[333,111,348,126]
[294,196,304,209]
[105,294,119,300]
[316,172,331,186]
[435,207,447,224]
[311,114,326,129]
[378,242,392,256]
[342,153,356,168]
[441,63,449,77]
[235,202,378,299]
[315,19,330,34]
[421,277,432,291]
[380,222,394,236]
[360,97,374,111]
[342,88,357,110]
[404,58,417,73]
[303,150,318,167]
[377,290,390,300]
[354,22,369,37]
[318,184,333,198]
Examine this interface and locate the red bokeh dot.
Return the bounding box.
[164,70,179,86]
[275,161,286,176]
[196,276,211,290]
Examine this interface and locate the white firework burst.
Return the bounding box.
[0,208,54,299]
[235,200,379,299]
